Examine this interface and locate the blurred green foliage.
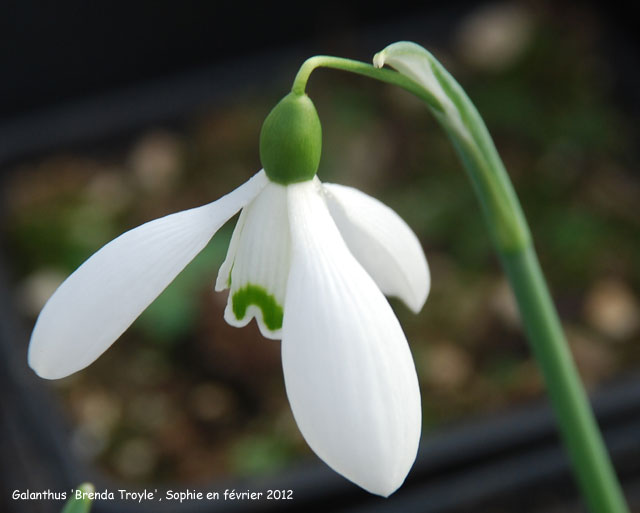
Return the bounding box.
[61,484,93,513]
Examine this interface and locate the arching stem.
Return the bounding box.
[292,55,442,111]
[292,50,629,513]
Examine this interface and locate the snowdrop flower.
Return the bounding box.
[28,92,429,497]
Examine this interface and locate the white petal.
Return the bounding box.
[215,206,247,291]
[28,170,268,379]
[282,181,421,497]
[323,182,430,313]
[216,181,290,339]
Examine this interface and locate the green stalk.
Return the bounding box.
[292,56,443,112]
[61,483,94,513]
[502,246,628,513]
[293,50,629,513]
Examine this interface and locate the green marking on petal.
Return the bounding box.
[232,284,283,331]
[227,263,234,287]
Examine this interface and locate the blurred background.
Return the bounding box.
[1,1,639,512]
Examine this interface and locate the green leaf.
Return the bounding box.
[61,483,94,513]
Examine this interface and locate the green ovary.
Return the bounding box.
[232,285,284,331]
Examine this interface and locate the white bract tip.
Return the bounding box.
[374,41,469,139]
[373,51,386,69]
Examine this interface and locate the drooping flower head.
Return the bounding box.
[28,86,429,497]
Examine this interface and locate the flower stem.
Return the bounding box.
[292,56,442,112]
[501,246,629,513]
[292,52,629,512]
